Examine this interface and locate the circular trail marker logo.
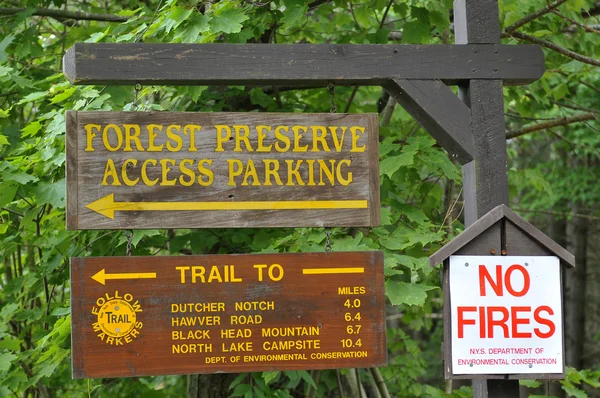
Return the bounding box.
[91,291,143,346]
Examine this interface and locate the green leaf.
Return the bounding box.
[17,91,48,105]
[0,353,17,372]
[176,15,211,43]
[210,9,249,34]
[0,134,9,146]
[385,281,437,306]
[131,229,161,247]
[0,182,18,207]
[0,338,22,351]
[379,150,416,178]
[230,383,252,397]
[21,121,42,137]
[4,171,37,185]
[51,307,71,316]
[0,108,9,118]
[519,380,542,388]
[262,370,279,385]
[0,34,14,63]
[164,6,194,33]
[0,65,13,77]
[32,179,66,208]
[50,87,77,104]
[85,31,107,43]
[298,370,317,389]
[281,0,308,26]
[402,20,429,44]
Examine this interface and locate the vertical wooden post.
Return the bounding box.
[453,0,514,396]
[454,0,508,224]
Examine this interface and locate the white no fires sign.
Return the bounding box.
[449,255,562,374]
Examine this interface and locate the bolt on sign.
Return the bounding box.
[66,111,380,229]
[70,251,386,378]
[449,255,562,375]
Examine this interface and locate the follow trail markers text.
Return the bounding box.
[66,111,380,229]
[70,251,386,378]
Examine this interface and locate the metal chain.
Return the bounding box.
[132,83,142,111]
[126,230,133,256]
[327,82,337,113]
[325,227,332,252]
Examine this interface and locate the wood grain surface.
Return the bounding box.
[62,43,545,86]
[66,111,380,229]
[71,252,386,378]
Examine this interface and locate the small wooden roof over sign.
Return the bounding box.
[429,204,575,268]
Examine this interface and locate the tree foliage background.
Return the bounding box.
[0,0,598,397]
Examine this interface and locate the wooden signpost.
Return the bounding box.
[70,251,386,378]
[66,111,379,229]
[62,1,551,395]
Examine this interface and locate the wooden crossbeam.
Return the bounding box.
[63,43,544,86]
[384,79,474,164]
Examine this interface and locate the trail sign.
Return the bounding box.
[450,255,562,374]
[70,252,386,378]
[66,111,379,229]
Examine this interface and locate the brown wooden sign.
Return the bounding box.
[66,111,379,229]
[71,252,386,378]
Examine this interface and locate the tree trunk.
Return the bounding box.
[564,201,588,369]
[187,374,237,398]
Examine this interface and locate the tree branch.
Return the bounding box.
[308,0,331,10]
[0,7,128,22]
[553,9,600,34]
[502,0,568,37]
[506,113,597,139]
[508,31,600,67]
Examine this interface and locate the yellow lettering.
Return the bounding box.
[147,124,164,152]
[274,126,291,152]
[84,124,100,151]
[311,126,330,152]
[197,159,214,186]
[102,124,123,152]
[208,267,223,283]
[233,125,253,152]
[215,125,231,152]
[336,159,353,186]
[184,125,200,152]
[179,159,195,187]
[166,124,183,152]
[123,124,144,152]
[242,160,260,186]
[101,159,121,186]
[350,126,366,152]
[121,159,139,186]
[227,159,243,186]
[336,159,352,186]
[292,126,308,152]
[330,126,347,152]
[318,160,336,186]
[263,159,283,186]
[159,158,176,186]
[305,159,316,186]
[176,266,190,283]
[285,159,304,186]
[192,266,205,283]
[256,125,273,152]
[141,159,158,186]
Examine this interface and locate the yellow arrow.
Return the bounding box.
[86,194,368,219]
[91,268,157,285]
